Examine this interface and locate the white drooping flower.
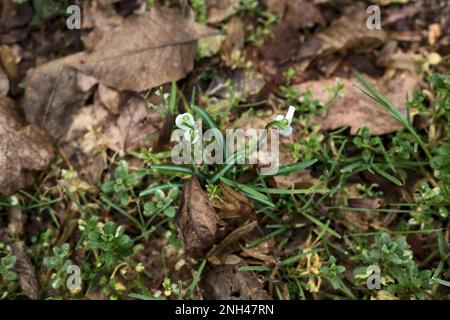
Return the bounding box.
[175,113,200,144]
[274,105,296,136]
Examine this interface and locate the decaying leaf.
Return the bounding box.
[22,53,92,139]
[297,11,386,61]
[59,106,107,186]
[175,176,227,259]
[262,0,323,62]
[206,0,240,24]
[99,95,161,152]
[97,84,122,115]
[268,169,317,190]
[0,45,19,86]
[69,7,217,91]
[220,17,245,67]
[207,221,257,263]
[212,183,254,222]
[295,71,417,135]
[81,0,124,50]
[201,264,272,299]
[11,241,40,300]
[0,64,8,95]
[0,97,55,198]
[8,206,25,238]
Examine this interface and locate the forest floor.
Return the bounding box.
[0,0,449,300]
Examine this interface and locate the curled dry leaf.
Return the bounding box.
[11,241,40,300]
[175,176,227,259]
[207,221,257,263]
[212,183,254,222]
[23,53,92,139]
[201,264,272,299]
[295,71,417,135]
[0,97,55,198]
[69,7,217,91]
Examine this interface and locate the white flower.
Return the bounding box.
[175,113,200,144]
[274,105,296,136]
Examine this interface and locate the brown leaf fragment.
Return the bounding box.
[99,95,161,152]
[206,0,240,24]
[81,0,124,50]
[97,84,122,115]
[11,241,40,300]
[207,221,257,262]
[212,183,254,222]
[8,206,25,238]
[0,97,55,198]
[153,113,174,152]
[0,64,8,95]
[22,53,92,139]
[297,12,386,61]
[69,7,217,91]
[0,45,19,84]
[201,264,272,300]
[59,106,107,186]
[219,17,245,67]
[175,176,227,259]
[77,72,98,92]
[295,71,417,135]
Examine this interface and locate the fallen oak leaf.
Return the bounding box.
[0,97,55,198]
[69,7,218,91]
[175,176,228,259]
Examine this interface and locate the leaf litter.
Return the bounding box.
[0,0,449,301]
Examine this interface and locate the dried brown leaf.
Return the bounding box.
[23,53,92,139]
[175,176,227,259]
[0,97,55,197]
[69,7,217,91]
[0,64,8,95]
[99,95,161,152]
[206,0,240,24]
[295,71,417,135]
[207,221,257,262]
[11,241,40,300]
[297,12,386,61]
[81,0,124,50]
[201,264,272,299]
[213,183,254,222]
[59,106,107,186]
